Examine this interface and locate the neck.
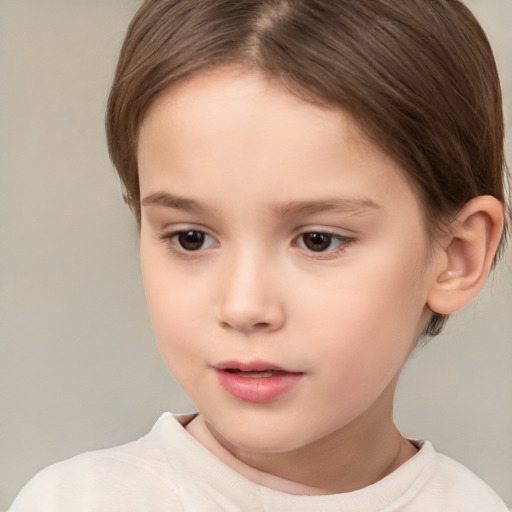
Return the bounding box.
[186,383,417,495]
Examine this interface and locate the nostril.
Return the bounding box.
[253,322,271,330]
[220,320,271,332]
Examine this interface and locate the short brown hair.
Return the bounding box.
[106,0,509,337]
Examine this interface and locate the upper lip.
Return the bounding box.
[214,359,297,372]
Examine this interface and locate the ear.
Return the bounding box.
[427,195,504,315]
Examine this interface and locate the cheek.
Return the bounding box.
[297,251,430,373]
[298,254,427,334]
[145,282,208,388]
[141,249,204,359]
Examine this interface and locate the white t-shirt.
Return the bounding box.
[9,413,508,511]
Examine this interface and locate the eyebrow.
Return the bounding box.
[273,197,382,217]
[142,192,207,213]
[141,192,381,216]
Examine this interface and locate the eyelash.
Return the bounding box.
[157,229,354,258]
[293,232,354,258]
[157,230,217,257]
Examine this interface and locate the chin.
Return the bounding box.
[206,413,323,456]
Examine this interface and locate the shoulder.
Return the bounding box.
[411,442,508,511]
[8,413,188,512]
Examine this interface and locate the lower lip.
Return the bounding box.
[215,369,302,403]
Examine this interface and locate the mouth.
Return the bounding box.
[213,360,303,403]
[214,359,297,373]
[223,369,289,378]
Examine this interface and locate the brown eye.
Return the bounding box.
[301,232,334,252]
[177,231,206,251]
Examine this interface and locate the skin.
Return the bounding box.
[137,66,444,494]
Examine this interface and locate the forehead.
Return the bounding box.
[140,65,372,158]
[137,66,423,222]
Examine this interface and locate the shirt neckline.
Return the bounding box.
[153,412,436,511]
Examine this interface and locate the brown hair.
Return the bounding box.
[106,0,509,337]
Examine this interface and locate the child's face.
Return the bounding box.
[138,67,438,454]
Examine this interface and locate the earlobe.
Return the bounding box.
[427,195,504,315]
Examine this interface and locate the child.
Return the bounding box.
[9,0,509,510]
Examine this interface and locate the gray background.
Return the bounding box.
[0,1,511,509]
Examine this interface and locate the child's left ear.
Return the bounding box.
[427,195,504,315]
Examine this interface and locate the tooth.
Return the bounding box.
[234,370,275,378]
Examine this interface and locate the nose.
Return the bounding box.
[217,249,285,334]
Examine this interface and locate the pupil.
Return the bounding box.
[305,233,331,251]
[178,231,204,250]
